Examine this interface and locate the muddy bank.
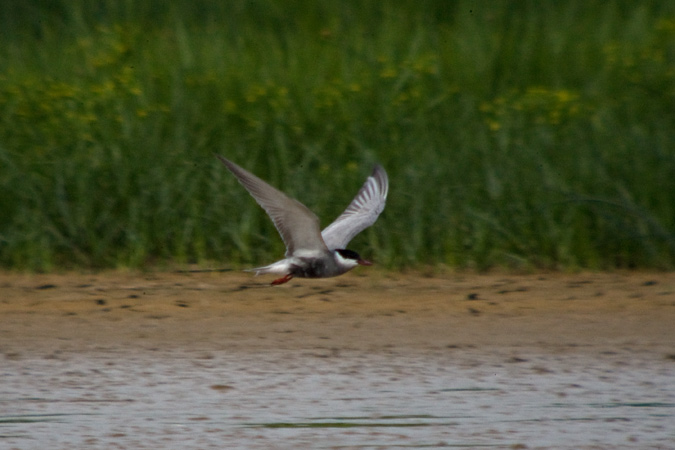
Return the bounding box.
[1,270,673,357]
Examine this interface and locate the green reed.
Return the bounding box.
[1,1,674,271]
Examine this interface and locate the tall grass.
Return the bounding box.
[1,0,674,271]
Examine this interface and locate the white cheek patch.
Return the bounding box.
[334,251,359,269]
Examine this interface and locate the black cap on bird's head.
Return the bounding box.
[336,249,372,266]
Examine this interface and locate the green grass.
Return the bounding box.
[1,0,674,271]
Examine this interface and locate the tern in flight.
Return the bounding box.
[218,156,388,285]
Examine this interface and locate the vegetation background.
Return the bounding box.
[1,0,674,271]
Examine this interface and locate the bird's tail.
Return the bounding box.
[244,260,289,276]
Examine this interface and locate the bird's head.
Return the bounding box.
[335,248,373,268]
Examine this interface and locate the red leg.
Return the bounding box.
[271,274,293,285]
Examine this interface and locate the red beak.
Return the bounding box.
[358,259,373,266]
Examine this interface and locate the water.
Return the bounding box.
[2,347,673,449]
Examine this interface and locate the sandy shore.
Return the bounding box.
[3,270,675,449]
[2,270,674,357]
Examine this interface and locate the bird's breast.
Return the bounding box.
[290,256,339,278]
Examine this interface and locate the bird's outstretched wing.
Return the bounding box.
[321,164,388,250]
[218,156,327,257]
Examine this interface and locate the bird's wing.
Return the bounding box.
[321,164,388,250]
[218,156,327,256]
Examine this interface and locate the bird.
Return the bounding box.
[217,156,388,285]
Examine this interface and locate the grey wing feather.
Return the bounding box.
[321,164,388,250]
[217,156,328,257]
